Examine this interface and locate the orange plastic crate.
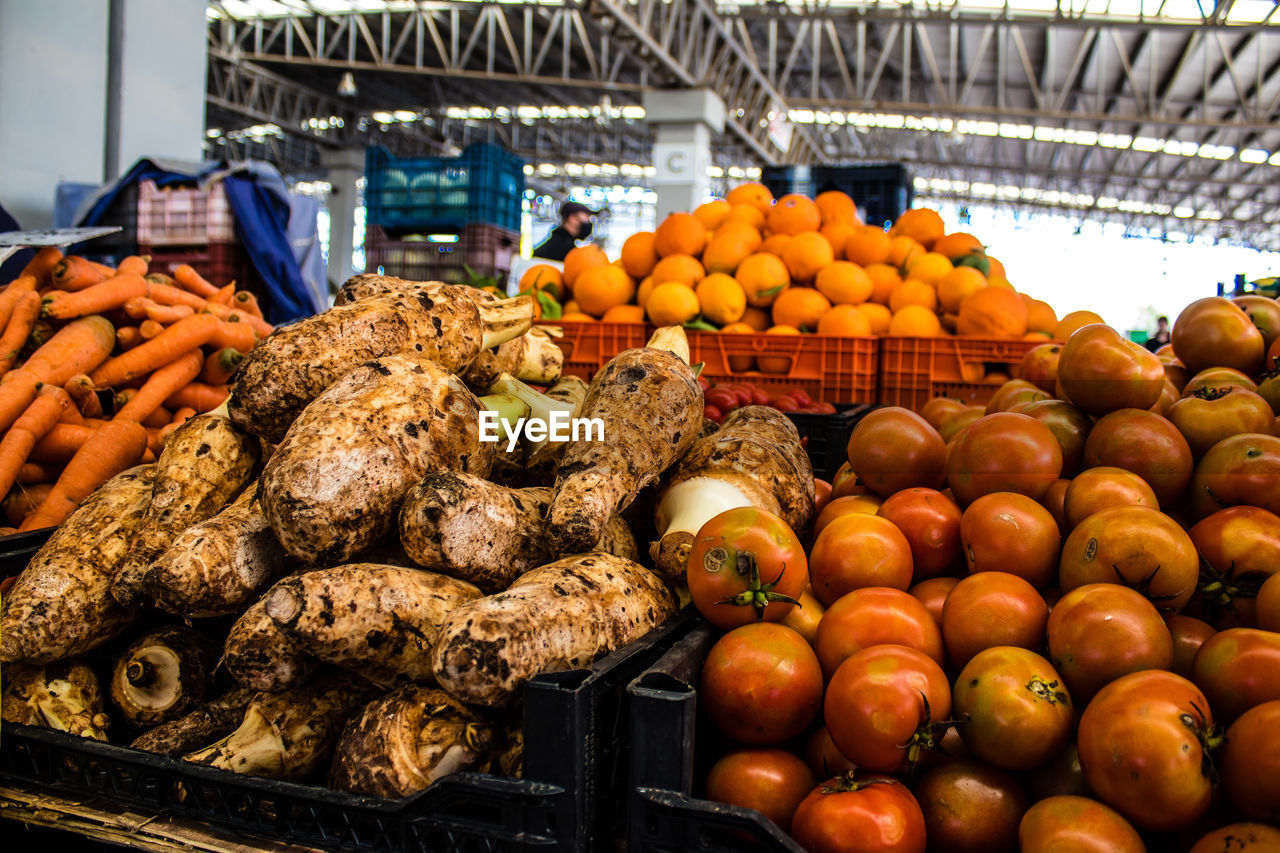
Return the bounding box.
[689,332,878,405]
[878,336,1053,411]
[536,321,651,381]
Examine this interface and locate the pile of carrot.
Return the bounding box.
[0,248,273,532]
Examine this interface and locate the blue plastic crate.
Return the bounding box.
[762,163,912,229]
[365,143,525,233]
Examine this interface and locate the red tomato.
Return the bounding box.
[876,487,962,579]
[1018,796,1145,853]
[1082,409,1193,506]
[1235,294,1280,350]
[939,406,984,442]
[909,576,959,628]
[1062,466,1159,529]
[813,494,883,536]
[952,646,1074,770]
[813,587,945,676]
[803,726,856,779]
[1168,386,1276,458]
[1077,670,1217,832]
[808,513,913,605]
[916,759,1027,853]
[1182,365,1259,396]
[791,775,926,853]
[1189,433,1280,518]
[1172,296,1266,375]
[1020,741,1092,801]
[941,572,1049,668]
[1190,823,1280,853]
[1191,627,1280,723]
[812,478,833,514]
[1018,344,1062,394]
[946,413,1063,506]
[846,407,947,497]
[1057,324,1165,415]
[823,645,951,774]
[1006,399,1092,478]
[1166,614,1217,678]
[1219,701,1280,823]
[1039,477,1070,535]
[1058,506,1199,613]
[772,396,800,413]
[960,492,1060,588]
[1047,583,1174,702]
[700,623,823,745]
[1259,571,1280,631]
[704,748,816,833]
[986,380,1050,415]
[705,388,739,412]
[1188,506,1280,628]
[920,397,968,431]
[703,404,723,422]
[686,507,808,630]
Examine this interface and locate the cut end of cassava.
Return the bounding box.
[184,706,286,776]
[544,375,589,416]
[650,532,695,585]
[646,326,691,364]
[515,330,565,385]
[478,393,531,444]
[263,585,304,627]
[478,295,535,350]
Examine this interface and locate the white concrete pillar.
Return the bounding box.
[321,148,363,286]
[107,0,208,178]
[0,0,110,227]
[642,89,726,220]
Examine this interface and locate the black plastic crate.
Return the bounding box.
[365,224,519,286]
[627,623,804,852]
[787,404,874,482]
[74,182,140,263]
[0,527,54,578]
[140,241,265,300]
[762,164,913,230]
[365,143,525,233]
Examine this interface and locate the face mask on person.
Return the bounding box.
[576,219,593,239]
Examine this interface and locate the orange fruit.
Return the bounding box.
[619,232,658,279]
[573,265,635,317]
[820,223,858,260]
[888,235,925,269]
[696,273,748,326]
[987,275,1014,290]
[889,305,944,336]
[650,254,705,288]
[519,263,564,298]
[933,232,985,260]
[772,287,832,331]
[865,263,903,305]
[768,194,822,236]
[741,306,772,332]
[817,304,872,337]
[654,212,707,257]
[703,222,763,274]
[694,199,732,230]
[1024,332,1053,341]
[815,261,874,305]
[986,256,1007,279]
[726,182,774,213]
[1025,298,1058,336]
[889,279,939,313]
[905,252,953,285]
[854,302,893,334]
[736,253,791,307]
[1056,310,1105,340]
[601,304,645,323]
[562,244,608,291]
[956,287,1028,338]
[937,266,988,314]
[646,282,700,326]
[560,311,596,322]
[846,225,892,266]
[761,233,793,257]
[725,204,767,230]
[563,299,581,314]
[782,231,835,282]
[636,276,656,308]
[816,190,858,226]
[720,322,756,334]
[890,208,945,248]
[759,325,801,373]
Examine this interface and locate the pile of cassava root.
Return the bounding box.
[0,274,815,799]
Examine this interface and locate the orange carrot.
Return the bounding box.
[209,283,235,305]
[117,327,143,350]
[30,424,97,463]
[139,320,164,340]
[123,296,150,320]
[4,482,55,526]
[50,256,109,292]
[232,291,264,319]
[142,405,172,429]
[54,393,86,425]
[145,427,165,457]
[64,374,103,419]
[17,316,117,388]
[43,273,148,320]
[18,462,62,484]
[225,308,272,338]
[147,282,206,309]
[164,382,229,412]
[0,275,38,332]
[173,264,220,298]
[0,392,69,497]
[201,347,243,385]
[114,388,137,410]
[115,350,204,423]
[171,406,197,424]
[20,419,148,530]
[89,313,222,387]
[0,291,42,377]
[145,302,195,325]
[208,320,258,353]
[20,248,63,288]
[117,255,149,277]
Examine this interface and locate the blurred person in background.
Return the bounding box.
[1146,315,1171,352]
[532,201,597,262]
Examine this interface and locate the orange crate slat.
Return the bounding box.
[536,321,651,382]
[878,336,1054,411]
[688,331,877,405]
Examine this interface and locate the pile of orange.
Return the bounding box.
[520,185,1096,343]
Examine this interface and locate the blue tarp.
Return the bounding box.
[76,158,323,324]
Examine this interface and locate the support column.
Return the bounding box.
[642,89,726,221]
[321,148,363,286]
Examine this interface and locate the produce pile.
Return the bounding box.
[517,189,1103,350]
[0,249,271,533]
[681,296,1280,852]
[703,381,838,423]
[0,274,825,802]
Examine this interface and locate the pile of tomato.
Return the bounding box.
[702,380,838,423]
[682,295,1280,853]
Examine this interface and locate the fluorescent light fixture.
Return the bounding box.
[1240,148,1270,164]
